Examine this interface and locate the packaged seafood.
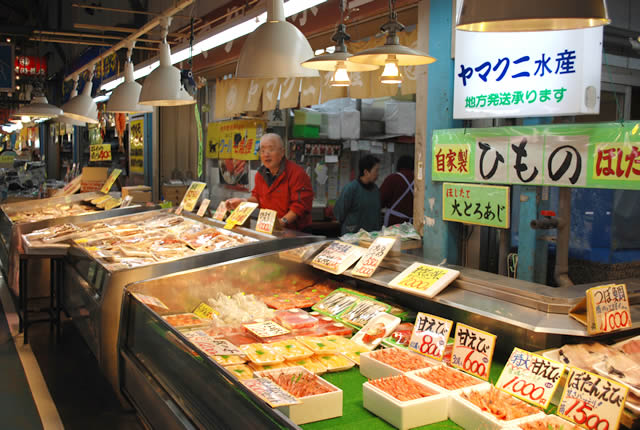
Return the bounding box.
[352,313,401,350]
[211,354,247,366]
[284,357,327,375]
[274,309,318,330]
[240,343,284,365]
[594,349,640,395]
[312,290,360,316]
[614,335,640,361]
[269,339,314,360]
[340,298,389,328]
[322,323,353,337]
[408,365,486,392]
[225,364,254,381]
[360,348,435,379]
[314,354,355,372]
[383,322,414,348]
[363,375,448,430]
[513,414,581,430]
[162,313,209,329]
[297,336,341,354]
[552,342,611,371]
[248,362,289,372]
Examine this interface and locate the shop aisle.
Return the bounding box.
[0,276,143,430]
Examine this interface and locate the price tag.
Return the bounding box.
[175,203,184,216]
[388,262,460,298]
[255,209,277,234]
[90,143,112,162]
[243,321,290,338]
[557,367,628,430]
[196,199,210,217]
[587,284,632,334]
[180,181,207,212]
[351,237,396,278]
[212,201,227,221]
[193,302,218,320]
[100,169,122,194]
[408,312,453,361]
[451,323,496,380]
[223,220,235,230]
[182,331,244,356]
[131,293,169,311]
[121,195,134,208]
[226,201,259,226]
[496,347,566,409]
[54,174,83,196]
[311,241,366,275]
[243,378,301,407]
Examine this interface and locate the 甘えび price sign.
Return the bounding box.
[497,347,566,409]
[409,312,453,361]
[443,183,510,229]
[180,181,207,212]
[586,284,632,335]
[451,323,496,380]
[100,169,122,194]
[557,367,628,430]
[255,209,277,234]
[90,144,112,162]
[351,237,396,278]
[388,262,460,298]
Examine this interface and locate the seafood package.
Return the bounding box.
[594,348,640,395]
[312,288,391,329]
[314,354,355,372]
[208,292,275,325]
[7,202,98,223]
[274,309,318,330]
[363,375,448,430]
[351,313,401,350]
[225,364,254,380]
[284,357,327,375]
[408,365,486,392]
[240,343,284,365]
[360,347,435,379]
[261,281,337,310]
[382,322,414,348]
[297,336,342,354]
[269,339,314,360]
[162,313,209,329]
[512,414,581,430]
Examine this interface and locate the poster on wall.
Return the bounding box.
[0,44,14,92]
[129,116,144,175]
[206,119,265,160]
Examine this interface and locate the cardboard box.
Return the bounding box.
[162,184,188,205]
[81,167,109,193]
[385,101,416,136]
[294,109,323,127]
[122,185,152,203]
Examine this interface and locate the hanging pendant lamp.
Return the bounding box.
[236,0,319,79]
[348,0,435,84]
[456,0,610,32]
[62,70,99,124]
[107,42,153,113]
[139,17,195,106]
[17,81,63,119]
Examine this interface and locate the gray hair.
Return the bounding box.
[260,133,285,150]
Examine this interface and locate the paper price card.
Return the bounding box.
[255,209,277,234]
[225,201,259,227]
[175,203,184,216]
[243,378,301,408]
[131,293,169,311]
[121,195,133,208]
[311,241,365,275]
[388,262,460,298]
[212,201,227,221]
[90,144,112,162]
[409,312,453,361]
[196,199,210,217]
[193,302,218,320]
[351,236,396,278]
[496,347,566,409]
[557,367,628,430]
[100,169,122,194]
[183,331,244,356]
[587,284,631,334]
[180,181,207,212]
[244,321,290,338]
[451,323,496,380]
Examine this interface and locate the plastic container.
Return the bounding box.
[314,354,355,372]
[352,313,401,350]
[274,309,318,330]
[269,339,314,361]
[162,313,209,329]
[506,414,582,430]
[240,343,284,365]
[297,336,341,354]
[225,364,254,380]
[284,357,327,375]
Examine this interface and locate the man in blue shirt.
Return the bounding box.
[334,155,381,235]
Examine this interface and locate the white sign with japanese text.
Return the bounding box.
[409,312,453,361]
[454,27,603,119]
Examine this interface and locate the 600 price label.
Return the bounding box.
[452,350,488,379]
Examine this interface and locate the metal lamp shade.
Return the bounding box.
[17,96,63,118]
[61,80,98,124]
[348,43,436,66]
[302,51,378,72]
[456,0,610,32]
[106,62,152,113]
[139,41,195,106]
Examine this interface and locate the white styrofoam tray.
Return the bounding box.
[363,376,448,430]
[360,348,437,380]
[449,385,545,430]
[502,413,580,429]
[255,366,342,425]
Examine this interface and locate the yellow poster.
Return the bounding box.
[129,118,144,174]
[206,122,219,159]
[90,144,112,162]
[210,119,265,161]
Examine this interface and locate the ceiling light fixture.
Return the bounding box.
[62,70,99,124]
[139,17,195,106]
[106,42,153,113]
[348,0,436,85]
[456,0,610,32]
[302,0,378,87]
[16,81,63,119]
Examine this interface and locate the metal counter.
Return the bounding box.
[62,208,324,396]
[0,192,151,296]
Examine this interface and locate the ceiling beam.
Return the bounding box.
[73,23,183,39]
[29,37,159,51]
[71,2,192,19]
[33,30,169,45]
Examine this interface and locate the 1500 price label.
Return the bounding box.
[497,347,566,409]
[558,367,628,430]
[451,323,496,380]
[409,312,453,361]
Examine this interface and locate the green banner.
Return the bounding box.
[443,183,510,229]
[432,121,640,190]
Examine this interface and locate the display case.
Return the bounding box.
[120,245,639,429]
[0,191,151,296]
[62,209,324,396]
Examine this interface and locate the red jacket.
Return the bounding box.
[252,159,313,230]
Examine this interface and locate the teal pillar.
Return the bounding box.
[423,0,462,263]
[73,126,79,165]
[516,186,538,281]
[144,112,153,187]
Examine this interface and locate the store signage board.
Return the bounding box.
[388,262,460,298]
[243,378,301,408]
[454,27,602,119]
[311,241,366,275]
[244,321,290,338]
[570,283,631,334]
[212,201,228,221]
[129,117,144,175]
[408,312,453,361]
[351,237,396,278]
[193,302,218,320]
[183,330,244,356]
[496,347,566,409]
[255,209,277,234]
[451,323,496,381]
[100,169,122,194]
[90,144,112,162]
[443,183,510,229]
[0,150,17,168]
[196,199,210,217]
[180,181,207,212]
[557,367,628,430]
[0,44,14,91]
[224,201,258,229]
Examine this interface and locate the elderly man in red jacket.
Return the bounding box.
[226,133,313,230]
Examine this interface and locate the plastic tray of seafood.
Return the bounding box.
[503,414,581,430]
[363,374,448,430]
[360,347,437,380]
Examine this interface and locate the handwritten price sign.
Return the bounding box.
[255,209,277,234]
[243,378,301,407]
[183,331,244,356]
[311,241,365,275]
[180,181,207,212]
[90,144,112,162]
[212,201,227,221]
[451,323,496,380]
[557,367,628,430]
[193,302,218,320]
[244,321,290,338]
[497,347,566,409]
[197,199,210,217]
[587,284,632,334]
[100,169,122,194]
[389,262,460,298]
[409,312,453,361]
[351,237,396,278]
[224,201,258,229]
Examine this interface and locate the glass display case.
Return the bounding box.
[121,246,639,429]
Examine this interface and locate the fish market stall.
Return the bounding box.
[119,244,639,429]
